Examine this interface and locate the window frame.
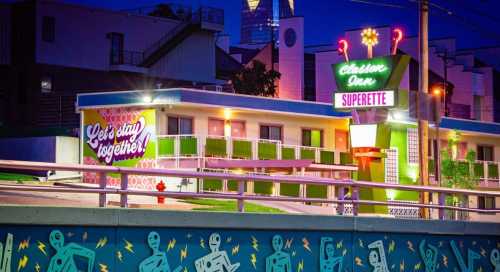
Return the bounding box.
[166,115,194,135]
[477,144,494,162]
[301,127,324,148]
[478,196,495,210]
[259,123,283,142]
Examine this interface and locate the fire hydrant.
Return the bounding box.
[156,180,166,204]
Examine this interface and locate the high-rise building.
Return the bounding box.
[240,0,294,45]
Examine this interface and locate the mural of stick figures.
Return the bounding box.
[367,240,389,272]
[491,249,500,272]
[265,235,292,272]
[450,240,480,272]
[194,233,240,272]
[47,230,95,272]
[419,240,438,272]
[139,231,182,272]
[320,237,343,272]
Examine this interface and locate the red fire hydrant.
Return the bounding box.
[156,180,166,204]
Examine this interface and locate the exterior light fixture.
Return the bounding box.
[223,108,232,120]
[361,27,379,58]
[142,94,153,104]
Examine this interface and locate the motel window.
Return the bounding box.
[302,129,323,147]
[477,145,494,161]
[167,116,193,135]
[42,16,55,42]
[208,118,225,136]
[478,196,495,210]
[260,125,282,141]
[407,127,419,164]
[231,120,246,138]
[385,148,399,184]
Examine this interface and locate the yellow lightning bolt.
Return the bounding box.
[183,268,188,272]
[200,238,205,249]
[116,251,123,262]
[302,238,311,252]
[17,255,28,271]
[167,238,176,252]
[414,262,421,270]
[250,253,257,269]
[285,238,293,249]
[96,237,108,249]
[123,239,134,253]
[480,247,486,257]
[35,263,41,272]
[251,236,259,251]
[292,251,296,257]
[336,240,343,249]
[297,259,304,272]
[232,244,240,255]
[400,260,405,272]
[180,245,188,262]
[99,263,109,272]
[389,240,395,253]
[355,257,363,266]
[342,249,347,256]
[359,239,364,248]
[407,241,415,252]
[442,254,448,267]
[37,241,47,256]
[18,238,30,252]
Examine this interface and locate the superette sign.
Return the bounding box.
[333,55,409,109]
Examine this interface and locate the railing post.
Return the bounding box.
[337,186,345,215]
[237,180,245,212]
[120,173,128,208]
[99,172,107,207]
[352,186,359,216]
[438,192,446,220]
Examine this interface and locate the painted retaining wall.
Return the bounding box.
[0,206,499,272]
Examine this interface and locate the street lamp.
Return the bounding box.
[432,86,443,186]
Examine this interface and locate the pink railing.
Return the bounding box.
[0,160,499,219]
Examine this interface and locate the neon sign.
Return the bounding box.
[334,90,395,109]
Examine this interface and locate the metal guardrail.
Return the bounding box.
[0,160,499,218]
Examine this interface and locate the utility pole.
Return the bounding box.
[418,0,430,219]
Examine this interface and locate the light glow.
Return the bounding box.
[142,95,153,104]
[247,0,260,11]
[338,39,349,62]
[350,124,378,148]
[223,108,232,120]
[392,28,403,55]
[361,28,379,58]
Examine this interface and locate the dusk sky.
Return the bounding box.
[61,0,500,49]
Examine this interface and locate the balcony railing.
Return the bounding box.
[429,158,499,188]
[110,50,144,66]
[157,134,351,166]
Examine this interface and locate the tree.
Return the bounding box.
[231,60,281,97]
[148,4,179,20]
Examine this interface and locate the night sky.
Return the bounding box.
[63,0,500,49]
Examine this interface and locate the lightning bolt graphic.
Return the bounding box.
[285,238,293,249]
[17,238,30,252]
[336,240,343,249]
[180,245,188,262]
[116,251,123,262]
[35,263,41,272]
[414,262,421,270]
[297,260,304,272]
[37,241,47,256]
[67,232,74,238]
[407,241,415,252]
[477,267,483,272]
[226,237,232,243]
[167,238,176,252]
[183,268,188,272]
[82,231,88,242]
[400,261,405,272]
[232,244,240,255]
[359,239,364,248]
[250,253,257,269]
[123,239,134,253]
[99,263,109,272]
[251,236,259,251]
[355,257,363,266]
[439,241,443,248]
[292,251,296,257]
[96,237,108,249]
[389,240,395,253]
[342,249,347,256]
[302,238,311,252]
[442,254,448,267]
[480,247,486,257]
[17,255,28,271]
[200,238,205,249]
[186,233,192,239]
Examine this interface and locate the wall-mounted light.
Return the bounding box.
[223,108,232,120]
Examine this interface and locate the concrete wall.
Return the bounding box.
[0,4,10,65]
[36,0,178,71]
[0,206,498,272]
[278,17,304,100]
[156,105,349,150]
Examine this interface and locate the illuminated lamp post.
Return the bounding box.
[361,28,379,59]
[432,86,444,187]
